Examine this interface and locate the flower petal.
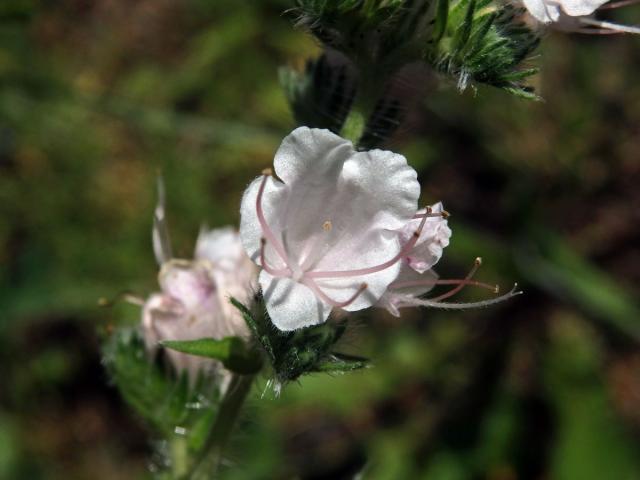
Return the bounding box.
[523,0,561,22]
[260,270,331,331]
[560,0,608,16]
[195,227,245,271]
[401,203,451,274]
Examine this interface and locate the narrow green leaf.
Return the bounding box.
[433,0,450,42]
[313,352,370,373]
[162,337,262,375]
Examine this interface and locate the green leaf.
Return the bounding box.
[162,337,263,375]
[102,328,220,438]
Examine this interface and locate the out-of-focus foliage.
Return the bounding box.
[1,0,640,479]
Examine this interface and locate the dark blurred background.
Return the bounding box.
[1,1,639,479]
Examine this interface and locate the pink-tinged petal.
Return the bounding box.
[239,175,290,270]
[401,203,451,274]
[260,270,331,331]
[142,292,216,378]
[312,233,403,312]
[158,261,216,311]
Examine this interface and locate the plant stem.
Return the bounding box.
[189,373,255,480]
[171,435,189,478]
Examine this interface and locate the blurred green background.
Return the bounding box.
[1,1,639,479]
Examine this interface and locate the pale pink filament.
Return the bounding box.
[390,278,498,293]
[260,238,291,277]
[578,18,640,34]
[257,172,291,267]
[306,212,429,279]
[304,279,368,308]
[429,258,483,302]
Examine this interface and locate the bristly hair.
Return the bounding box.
[429,0,541,99]
[290,0,541,99]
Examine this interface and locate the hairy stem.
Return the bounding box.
[189,373,255,480]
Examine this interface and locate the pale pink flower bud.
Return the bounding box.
[142,178,257,378]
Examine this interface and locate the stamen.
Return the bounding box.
[600,0,640,9]
[579,17,640,34]
[304,279,368,308]
[256,171,291,267]
[323,220,332,232]
[390,277,498,293]
[412,206,450,220]
[260,238,291,277]
[400,284,522,310]
[429,257,482,302]
[307,208,430,279]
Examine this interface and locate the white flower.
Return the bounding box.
[523,0,640,34]
[142,179,257,378]
[239,127,421,331]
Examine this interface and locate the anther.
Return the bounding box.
[323,220,332,232]
[441,210,450,219]
[262,168,273,176]
[429,257,483,302]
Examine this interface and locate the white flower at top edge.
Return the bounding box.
[522,0,640,34]
[239,127,421,331]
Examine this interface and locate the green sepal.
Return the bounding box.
[312,352,370,373]
[231,296,276,362]
[161,337,263,375]
[231,295,361,385]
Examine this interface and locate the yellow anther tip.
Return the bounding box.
[262,168,273,176]
[441,210,451,219]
